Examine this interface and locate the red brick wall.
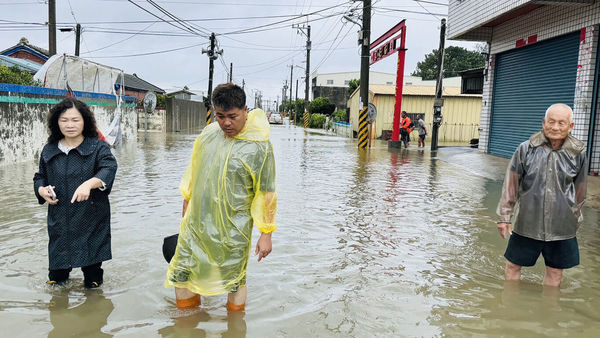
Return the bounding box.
[6,51,47,65]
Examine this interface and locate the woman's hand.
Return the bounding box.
[71,181,92,203]
[38,185,59,205]
[71,178,104,203]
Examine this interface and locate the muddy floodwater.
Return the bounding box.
[1,124,599,337]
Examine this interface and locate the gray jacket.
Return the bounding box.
[497,131,587,241]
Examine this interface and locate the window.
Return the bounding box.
[327,79,334,85]
[386,81,393,85]
[344,80,350,85]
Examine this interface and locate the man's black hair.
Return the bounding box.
[212,83,246,111]
[47,98,98,143]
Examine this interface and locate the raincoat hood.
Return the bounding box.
[234,108,270,142]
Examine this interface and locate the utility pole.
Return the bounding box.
[289,64,294,103]
[75,23,81,57]
[358,0,371,149]
[296,78,299,101]
[431,18,446,151]
[242,79,245,89]
[294,24,311,128]
[48,0,56,56]
[202,33,223,124]
[229,62,233,82]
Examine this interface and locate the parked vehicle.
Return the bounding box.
[269,112,282,124]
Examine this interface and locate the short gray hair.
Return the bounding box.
[545,103,573,122]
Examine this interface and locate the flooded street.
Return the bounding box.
[1,124,600,337]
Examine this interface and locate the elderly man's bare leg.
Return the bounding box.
[505,261,522,281]
[227,285,247,311]
[175,287,201,308]
[543,266,563,287]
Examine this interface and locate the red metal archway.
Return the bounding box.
[370,20,406,142]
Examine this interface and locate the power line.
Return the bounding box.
[217,3,348,36]
[81,20,164,54]
[414,1,445,19]
[85,41,205,58]
[373,6,446,16]
[126,0,208,37]
[146,0,211,36]
[414,0,448,6]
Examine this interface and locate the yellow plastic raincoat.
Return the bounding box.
[165,109,277,295]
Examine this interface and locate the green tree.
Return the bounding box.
[0,65,37,85]
[348,78,359,95]
[412,46,486,80]
[309,97,335,116]
[294,99,306,114]
[156,93,168,108]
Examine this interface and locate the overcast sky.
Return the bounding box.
[0,0,477,105]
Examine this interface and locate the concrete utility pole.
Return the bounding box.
[75,24,81,56]
[358,0,371,149]
[48,0,56,56]
[431,18,446,151]
[202,33,223,124]
[294,24,311,128]
[229,62,233,82]
[289,64,294,103]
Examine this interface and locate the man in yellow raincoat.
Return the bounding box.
[165,83,277,311]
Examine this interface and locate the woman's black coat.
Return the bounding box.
[34,137,117,270]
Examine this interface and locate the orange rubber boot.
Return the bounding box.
[176,294,201,309]
[226,301,245,312]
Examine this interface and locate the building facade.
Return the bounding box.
[448,0,600,173]
[348,84,482,143]
[0,38,49,65]
[312,71,462,111]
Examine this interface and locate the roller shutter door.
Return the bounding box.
[489,31,580,157]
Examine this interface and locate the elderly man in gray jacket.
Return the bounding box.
[497,103,587,287]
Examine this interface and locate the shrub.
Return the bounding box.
[333,110,347,122]
[309,113,326,128]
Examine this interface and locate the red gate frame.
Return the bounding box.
[370,20,406,142]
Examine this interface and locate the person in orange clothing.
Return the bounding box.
[400,111,412,148]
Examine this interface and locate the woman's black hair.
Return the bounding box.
[47,98,98,143]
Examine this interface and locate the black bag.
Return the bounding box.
[162,234,179,263]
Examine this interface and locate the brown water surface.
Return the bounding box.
[1,124,599,337]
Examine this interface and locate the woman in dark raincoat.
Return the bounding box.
[34,98,117,288]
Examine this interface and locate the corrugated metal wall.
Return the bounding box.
[349,93,482,142]
[489,31,580,157]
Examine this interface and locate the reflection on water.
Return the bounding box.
[0,125,599,337]
[158,310,246,338]
[48,290,114,337]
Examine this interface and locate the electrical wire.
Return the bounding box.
[217,3,348,36]
[85,41,205,58]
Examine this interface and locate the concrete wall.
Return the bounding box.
[0,84,137,165]
[312,86,350,110]
[165,97,206,133]
[138,108,166,132]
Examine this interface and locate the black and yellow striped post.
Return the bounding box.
[206,108,212,125]
[358,105,369,149]
[304,110,309,128]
